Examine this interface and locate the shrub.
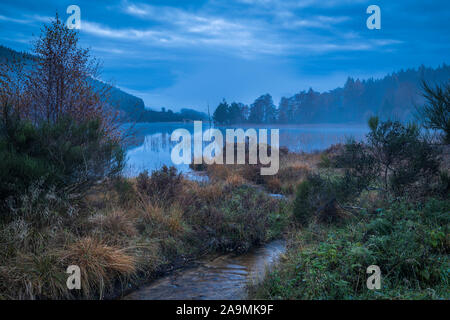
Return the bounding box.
[90,210,137,240]
[185,185,286,253]
[279,146,289,156]
[438,171,450,197]
[293,173,358,225]
[207,163,231,181]
[5,179,77,227]
[240,163,264,184]
[136,165,182,204]
[0,111,124,216]
[213,186,280,252]
[368,118,441,196]
[7,251,70,299]
[189,160,207,171]
[318,153,331,168]
[266,177,282,194]
[333,139,379,191]
[293,179,314,225]
[225,174,246,187]
[113,177,136,208]
[333,117,441,198]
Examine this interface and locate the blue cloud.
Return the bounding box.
[0,0,448,111]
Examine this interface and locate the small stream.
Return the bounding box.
[123,240,286,300]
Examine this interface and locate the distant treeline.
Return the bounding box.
[136,107,208,122]
[0,45,209,123]
[0,45,36,62]
[213,64,450,124]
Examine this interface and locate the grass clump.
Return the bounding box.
[58,237,136,298]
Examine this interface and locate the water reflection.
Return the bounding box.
[123,122,368,177]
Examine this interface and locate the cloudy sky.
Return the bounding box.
[0,0,448,111]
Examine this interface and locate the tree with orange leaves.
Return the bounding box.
[27,15,119,134]
[0,15,124,204]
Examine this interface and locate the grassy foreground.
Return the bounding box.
[1,141,448,300]
[0,166,290,299]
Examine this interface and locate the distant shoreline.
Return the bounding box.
[124,121,369,127]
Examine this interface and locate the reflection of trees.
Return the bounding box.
[126,124,369,156]
[123,124,185,149]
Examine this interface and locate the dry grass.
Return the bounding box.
[165,205,185,234]
[0,163,289,299]
[58,237,135,298]
[4,251,69,299]
[196,151,320,195]
[265,177,282,193]
[90,210,138,239]
[189,149,320,196]
[192,182,224,205]
[207,163,231,181]
[225,173,246,187]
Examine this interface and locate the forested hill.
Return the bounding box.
[0,45,208,123]
[0,45,147,121]
[213,64,450,124]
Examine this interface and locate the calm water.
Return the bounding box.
[123,240,286,300]
[123,122,368,177]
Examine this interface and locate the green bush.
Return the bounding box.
[368,119,440,195]
[293,173,359,225]
[293,179,313,225]
[333,117,441,198]
[317,153,331,168]
[113,177,136,208]
[0,111,124,219]
[438,171,450,197]
[333,139,379,191]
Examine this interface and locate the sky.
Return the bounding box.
[0,0,449,112]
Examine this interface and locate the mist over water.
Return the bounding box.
[123,122,368,177]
